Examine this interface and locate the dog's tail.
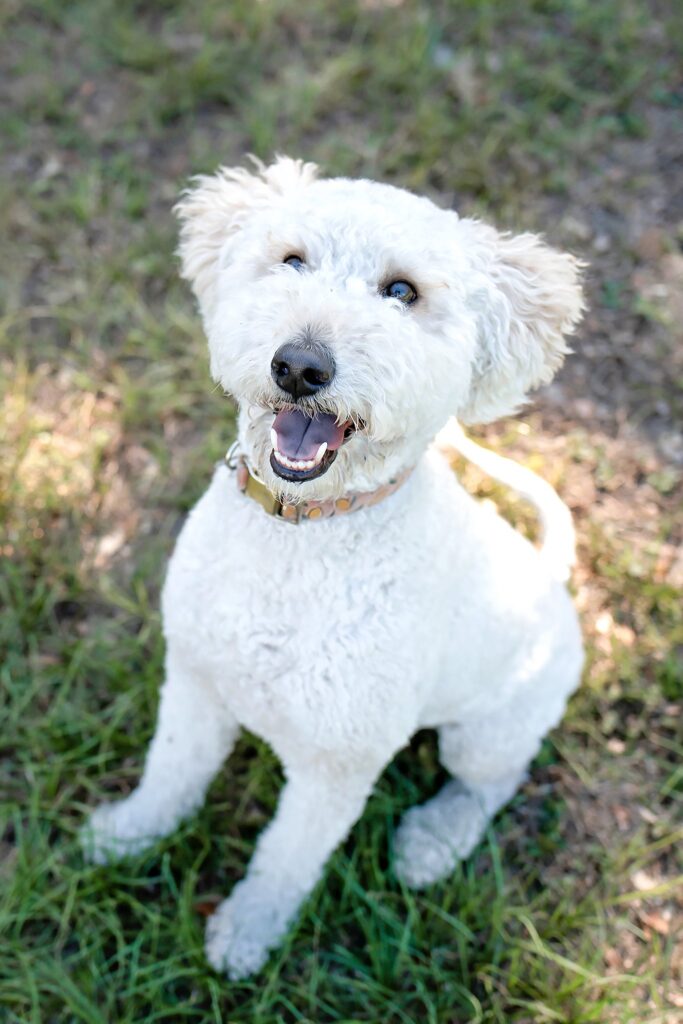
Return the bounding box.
[435,419,576,582]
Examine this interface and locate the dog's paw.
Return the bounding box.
[205,883,291,980]
[393,792,485,889]
[80,801,158,865]
[393,811,459,889]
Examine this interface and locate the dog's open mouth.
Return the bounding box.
[270,407,355,482]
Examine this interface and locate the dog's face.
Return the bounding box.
[176,158,584,502]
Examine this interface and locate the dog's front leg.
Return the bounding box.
[81,649,239,864]
[205,756,382,978]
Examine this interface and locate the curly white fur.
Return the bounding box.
[81,157,585,979]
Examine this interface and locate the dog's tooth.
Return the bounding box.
[270,429,278,450]
[273,449,322,472]
[314,442,327,464]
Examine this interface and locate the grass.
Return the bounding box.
[1,0,682,1021]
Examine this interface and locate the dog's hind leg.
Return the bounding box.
[81,648,238,864]
[393,678,573,889]
[393,771,525,890]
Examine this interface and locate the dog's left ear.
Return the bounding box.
[458,223,585,424]
[174,155,318,313]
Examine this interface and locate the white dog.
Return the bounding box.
[82,157,585,978]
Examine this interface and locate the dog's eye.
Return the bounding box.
[383,280,418,305]
[283,254,305,271]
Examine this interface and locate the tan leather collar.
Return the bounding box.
[227,450,413,524]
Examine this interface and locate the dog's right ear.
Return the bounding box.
[174,156,318,312]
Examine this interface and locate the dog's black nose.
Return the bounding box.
[271,341,335,400]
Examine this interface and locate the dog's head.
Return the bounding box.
[176,157,584,501]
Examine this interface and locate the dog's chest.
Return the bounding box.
[162,470,438,751]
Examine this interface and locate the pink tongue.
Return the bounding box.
[273,408,346,460]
